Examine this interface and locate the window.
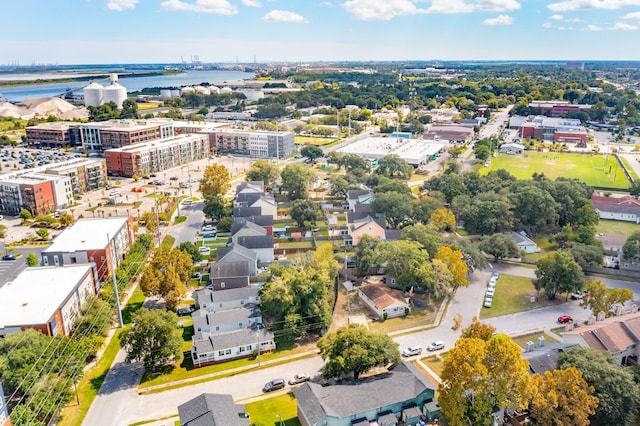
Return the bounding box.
[220,281,225,288]
[225,349,231,355]
[218,351,225,356]
[54,256,60,266]
[43,257,49,266]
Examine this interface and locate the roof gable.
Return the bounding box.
[359,283,408,309]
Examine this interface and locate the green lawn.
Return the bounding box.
[596,219,640,238]
[510,332,560,349]
[278,241,315,249]
[480,274,563,319]
[619,155,640,181]
[485,152,630,189]
[245,393,301,426]
[294,136,338,147]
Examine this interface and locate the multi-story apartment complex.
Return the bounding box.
[104,133,210,177]
[0,173,73,215]
[43,158,107,195]
[76,118,175,151]
[206,129,294,159]
[25,122,82,148]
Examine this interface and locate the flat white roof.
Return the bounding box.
[0,265,92,328]
[104,133,207,154]
[44,216,129,253]
[337,137,448,165]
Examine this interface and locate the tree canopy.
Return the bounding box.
[245,159,280,188]
[280,163,315,200]
[317,324,401,380]
[534,251,584,300]
[289,198,318,227]
[300,145,324,161]
[140,247,193,310]
[199,164,231,198]
[479,233,520,262]
[580,279,634,318]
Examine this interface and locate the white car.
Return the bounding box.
[198,246,211,254]
[427,341,445,351]
[486,288,495,298]
[202,225,215,231]
[484,298,493,308]
[402,345,423,357]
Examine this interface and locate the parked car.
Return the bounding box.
[177,307,194,316]
[202,225,215,231]
[2,254,16,261]
[484,298,492,308]
[170,176,179,181]
[557,315,573,324]
[571,291,589,300]
[427,341,445,352]
[198,246,211,254]
[202,232,216,238]
[263,379,286,392]
[486,288,495,298]
[401,345,423,357]
[181,199,193,205]
[288,373,310,385]
[492,272,500,280]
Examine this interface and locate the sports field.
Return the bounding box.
[294,136,339,147]
[486,152,630,189]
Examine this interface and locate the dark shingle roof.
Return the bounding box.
[233,206,262,217]
[231,220,267,236]
[235,235,274,249]
[178,393,250,426]
[193,305,261,329]
[209,261,250,279]
[347,189,372,200]
[233,215,274,227]
[217,244,258,263]
[236,181,264,194]
[521,343,578,374]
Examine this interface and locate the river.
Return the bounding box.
[0,69,255,102]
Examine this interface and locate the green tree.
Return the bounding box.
[35,228,50,241]
[300,145,324,161]
[59,212,74,227]
[120,99,139,119]
[140,247,193,310]
[329,175,352,198]
[534,251,584,300]
[375,154,413,179]
[317,324,401,380]
[559,346,640,426]
[370,191,414,228]
[580,279,634,317]
[400,223,443,258]
[374,240,434,291]
[530,367,598,426]
[199,164,231,198]
[280,163,315,201]
[623,230,640,260]
[178,241,203,263]
[19,208,32,221]
[509,183,558,234]
[479,233,520,262]
[120,308,183,371]
[216,216,234,232]
[570,243,604,269]
[25,252,39,266]
[289,198,317,228]
[202,195,226,221]
[245,159,280,187]
[439,333,534,426]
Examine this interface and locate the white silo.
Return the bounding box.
[181,86,195,95]
[209,86,220,94]
[220,87,232,94]
[83,82,103,107]
[103,74,128,109]
[194,85,210,95]
[160,89,172,98]
[170,89,180,97]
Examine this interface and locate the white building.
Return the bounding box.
[0,265,97,336]
[338,137,448,167]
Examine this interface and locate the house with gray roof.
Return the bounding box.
[208,261,250,290]
[232,206,262,218]
[236,181,264,195]
[293,362,439,426]
[521,342,578,375]
[192,304,262,335]
[233,215,274,235]
[231,221,267,244]
[506,231,537,254]
[178,393,250,426]
[193,286,259,312]
[235,193,277,217]
[191,326,275,367]
[217,244,258,276]
[233,235,274,264]
[347,189,374,212]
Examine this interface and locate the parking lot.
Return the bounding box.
[0,146,84,171]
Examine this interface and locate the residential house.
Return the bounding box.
[346,214,386,246]
[191,327,275,367]
[506,231,538,254]
[562,310,640,365]
[347,189,374,212]
[208,261,250,290]
[236,181,264,195]
[358,283,411,320]
[232,206,262,218]
[193,287,260,312]
[521,342,578,375]
[231,220,267,244]
[235,193,277,218]
[233,216,274,235]
[233,235,274,264]
[217,244,258,276]
[192,304,263,335]
[294,362,439,426]
[178,393,249,426]
[592,194,640,224]
[0,265,97,337]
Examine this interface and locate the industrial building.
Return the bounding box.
[83,74,128,109]
[337,137,448,167]
[104,133,209,177]
[0,173,74,216]
[41,216,134,282]
[0,264,98,337]
[76,118,175,151]
[205,129,295,159]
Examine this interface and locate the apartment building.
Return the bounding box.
[0,173,73,215]
[25,121,82,148]
[104,133,209,177]
[206,129,295,159]
[43,158,107,195]
[77,118,175,151]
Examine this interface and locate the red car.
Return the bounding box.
[558,315,573,324]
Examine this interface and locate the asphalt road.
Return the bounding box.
[0,242,48,287]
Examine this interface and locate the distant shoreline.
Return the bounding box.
[0,70,184,88]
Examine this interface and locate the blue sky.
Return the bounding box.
[3,0,640,64]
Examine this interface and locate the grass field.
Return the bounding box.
[480,274,563,319]
[596,219,640,238]
[245,393,301,426]
[486,152,630,189]
[294,136,338,147]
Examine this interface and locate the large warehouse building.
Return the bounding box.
[337,137,448,167]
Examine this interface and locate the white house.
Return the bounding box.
[191,327,275,367]
[592,194,640,224]
[192,304,263,335]
[506,231,538,254]
[358,283,411,319]
[233,235,274,264]
[194,287,260,312]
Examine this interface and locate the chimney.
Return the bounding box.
[537,336,545,348]
[588,315,596,325]
[597,311,606,321]
[525,341,534,352]
[632,304,638,314]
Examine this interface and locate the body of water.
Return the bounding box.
[0,69,255,102]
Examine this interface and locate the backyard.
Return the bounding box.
[596,219,640,238]
[486,152,630,189]
[245,393,301,426]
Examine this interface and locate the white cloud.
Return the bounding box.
[262,10,309,23]
[483,14,514,24]
[106,0,138,11]
[622,11,640,19]
[550,14,564,19]
[319,1,333,5]
[241,0,261,7]
[426,0,521,13]
[159,0,237,14]
[549,0,640,12]
[343,0,426,21]
[542,21,553,27]
[587,21,637,29]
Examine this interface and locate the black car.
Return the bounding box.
[263,378,285,392]
[177,307,194,316]
[2,254,17,261]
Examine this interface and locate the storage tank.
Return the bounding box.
[83,82,103,107]
[209,86,220,94]
[194,85,210,95]
[160,89,172,98]
[103,81,128,109]
[220,87,232,94]
[170,89,180,97]
[181,86,195,95]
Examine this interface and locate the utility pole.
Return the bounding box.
[187,167,193,199]
[153,186,161,248]
[107,233,123,328]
